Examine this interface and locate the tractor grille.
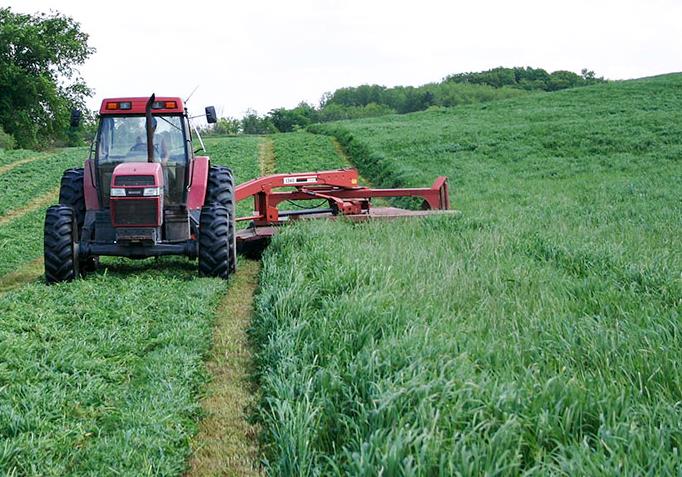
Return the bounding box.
[113,199,158,226]
[114,175,155,186]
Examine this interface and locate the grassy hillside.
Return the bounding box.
[254,75,682,474]
[1,75,680,475]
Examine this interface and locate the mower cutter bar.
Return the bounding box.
[234,168,453,247]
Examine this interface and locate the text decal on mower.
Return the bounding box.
[283,175,318,185]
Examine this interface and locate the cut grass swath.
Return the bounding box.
[0,148,85,216]
[0,259,227,475]
[205,135,263,222]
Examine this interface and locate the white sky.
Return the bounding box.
[5,0,682,120]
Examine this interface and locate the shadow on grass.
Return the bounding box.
[93,256,201,280]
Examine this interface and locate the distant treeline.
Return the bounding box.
[446,66,603,90]
[204,67,605,136]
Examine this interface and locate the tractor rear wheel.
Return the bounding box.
[44,205,80,284]
[198,203,235,279]
[59,168,85,235]
[205,166,237,273]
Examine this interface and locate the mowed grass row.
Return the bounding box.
[0,137,263,475]
[0,148,84,277]
[272,132,347,172]
[0,261,226,475]
[204,136,262,183]
[254,75,682,474]
[0,148,86,216]
[204,135,262,220]
[270,132,350,213]
[0,149,41,169]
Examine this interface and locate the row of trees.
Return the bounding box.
[445,66,603,91]
[205,67,605,135]
[0,8,94,150]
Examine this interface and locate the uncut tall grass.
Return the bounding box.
[254,75,682,475]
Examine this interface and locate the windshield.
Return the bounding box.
[97,115,186,163]
[96,115,189,205]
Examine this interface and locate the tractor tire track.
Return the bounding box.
[187,259,262,476]
[0,187,58,226]
[0,155,42,176]
[188,137,272,476]
[0,257,44,295]
[258,137,276,176]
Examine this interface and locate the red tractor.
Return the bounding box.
[44,94,235,283]
[46,93,452,283]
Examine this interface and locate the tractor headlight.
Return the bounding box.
[111,188,126,197]
[143,187,160,197]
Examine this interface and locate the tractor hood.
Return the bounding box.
[111,162,163,189]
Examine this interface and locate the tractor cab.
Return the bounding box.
[95,97,191,205]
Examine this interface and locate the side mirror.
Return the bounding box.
[205,106,217,124]
[70,109,82,128]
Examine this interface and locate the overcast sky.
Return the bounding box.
[6,0,682,120]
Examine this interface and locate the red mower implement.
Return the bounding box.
[44,94,452,283]
[233,168,451,250]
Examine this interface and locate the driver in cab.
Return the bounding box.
[129,118,170,165]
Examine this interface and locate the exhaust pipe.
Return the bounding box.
[145,93,155,163]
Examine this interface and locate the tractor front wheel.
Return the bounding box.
[198,203,235,279]
[44,205,80,284]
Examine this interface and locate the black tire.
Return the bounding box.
[59,168,85,234]
[205,166,237,273]
[226,217,237,274]
[206,166,235,214]
[198,204,235,279]
[44,205,80,284]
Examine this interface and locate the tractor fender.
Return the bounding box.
[187,156,210,211]
[84,160,99,210]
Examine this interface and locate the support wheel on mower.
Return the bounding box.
[44,205,80,284]
[206,166,237,273]
[198,203,235,279]
[59,168,85,234]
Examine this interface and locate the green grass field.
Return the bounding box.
[253,74,682,474]
[272,132,347,172]
[0,149,41,168]
[0,150,86,216]
[0,75,680,475]
[0,149,84,276]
